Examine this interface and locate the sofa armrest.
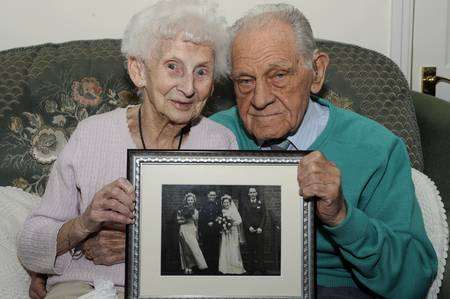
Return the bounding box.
[412,91,450,202]
[411,90,450,299]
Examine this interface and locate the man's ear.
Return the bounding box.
[127,57,146,88]
[310,51,329,94]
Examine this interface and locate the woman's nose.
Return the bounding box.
[178,74,195,98]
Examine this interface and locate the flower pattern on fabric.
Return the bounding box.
[31,128,67,164]
[72,77,103,106]
[0,74,136,195]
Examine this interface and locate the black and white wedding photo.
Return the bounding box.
[160,184,281,276]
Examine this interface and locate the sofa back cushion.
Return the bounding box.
[0,39,423,195]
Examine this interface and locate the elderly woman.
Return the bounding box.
[176,192,207,274]
[18,0,236,298]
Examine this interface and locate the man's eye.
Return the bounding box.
[274,72,286,80]
[238,79,253,85]
[167,63,177,70]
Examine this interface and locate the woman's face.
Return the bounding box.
[186,196,195,206]
[222,198,231,209]
[142,37,215,125]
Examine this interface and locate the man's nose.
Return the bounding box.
[178,74,195,98]
[252,81,274,109]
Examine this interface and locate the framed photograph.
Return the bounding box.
[126,150,314,299]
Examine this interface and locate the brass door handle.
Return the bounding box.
[422,66,450,96]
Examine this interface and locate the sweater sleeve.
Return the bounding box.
[17,125,83,275]
[323,138,437,298]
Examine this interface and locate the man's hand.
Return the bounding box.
[298,151,346,227]
[80,178,135,234]
[249,226,256,233]
[83,227,126,266]
[208,221,214,227]
[256,228,263,234]
[28,271,47,299]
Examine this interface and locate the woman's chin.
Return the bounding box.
[166,110,201,126]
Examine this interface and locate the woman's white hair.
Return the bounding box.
[121,0,229,79]
[230,3,317,69]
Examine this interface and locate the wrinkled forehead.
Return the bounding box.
[149,35,215,64]
[249,188,257,193]
[231,20,298,62]
[208,191,217,197]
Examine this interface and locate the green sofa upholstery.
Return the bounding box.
[0,39,448,297]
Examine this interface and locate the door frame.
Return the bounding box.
[390,0,414,86]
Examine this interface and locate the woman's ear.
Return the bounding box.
[310,51,329,94]
[128,57,146,88]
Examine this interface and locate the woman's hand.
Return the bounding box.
[56,178,135,256]
[28,271,47,299]
[80,178,135,233]
[83,228,126,265]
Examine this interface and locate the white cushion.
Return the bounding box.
[412,168,449,299]
[0,187,41,299]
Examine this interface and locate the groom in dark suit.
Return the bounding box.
[199,190,221,274]
[241,187,267,274]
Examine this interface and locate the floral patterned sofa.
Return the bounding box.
[0,39,448,298]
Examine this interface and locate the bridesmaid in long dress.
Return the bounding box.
[218,194,246,274]
[177,192,208,274]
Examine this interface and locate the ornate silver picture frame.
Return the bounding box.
[126,150,314,299]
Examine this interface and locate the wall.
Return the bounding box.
[0,0,392,57]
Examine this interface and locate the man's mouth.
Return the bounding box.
[248,112,282,118]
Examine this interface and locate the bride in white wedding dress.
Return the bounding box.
[218,194,245,274]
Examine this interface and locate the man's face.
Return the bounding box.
[143,36,215,125]
[248,188,258,200]
[207,191,217,202]
[231,21,314,141]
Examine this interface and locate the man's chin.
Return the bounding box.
[245,120,291,142]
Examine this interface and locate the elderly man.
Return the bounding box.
[210,3,437,299]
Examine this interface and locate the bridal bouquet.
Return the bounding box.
[215,215,233,234]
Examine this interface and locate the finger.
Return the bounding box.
[301,182,340,200]
[105,186,134,211]
[100,198,134,218]
[29,290,39,299]
[103,222,126,231]
[94,210,134,225]
[99,229,127,238]
[301,171,339,190]
[298,160,339,185]
[299,151,325,166]
[115,178,135,195]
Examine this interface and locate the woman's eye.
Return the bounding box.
[196,68,208,76]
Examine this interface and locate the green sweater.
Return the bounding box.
[210,98,437,298]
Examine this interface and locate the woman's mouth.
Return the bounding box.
[169,99,194,111]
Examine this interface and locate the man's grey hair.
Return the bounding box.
[121,0,229,80]
[230,3,317,70]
